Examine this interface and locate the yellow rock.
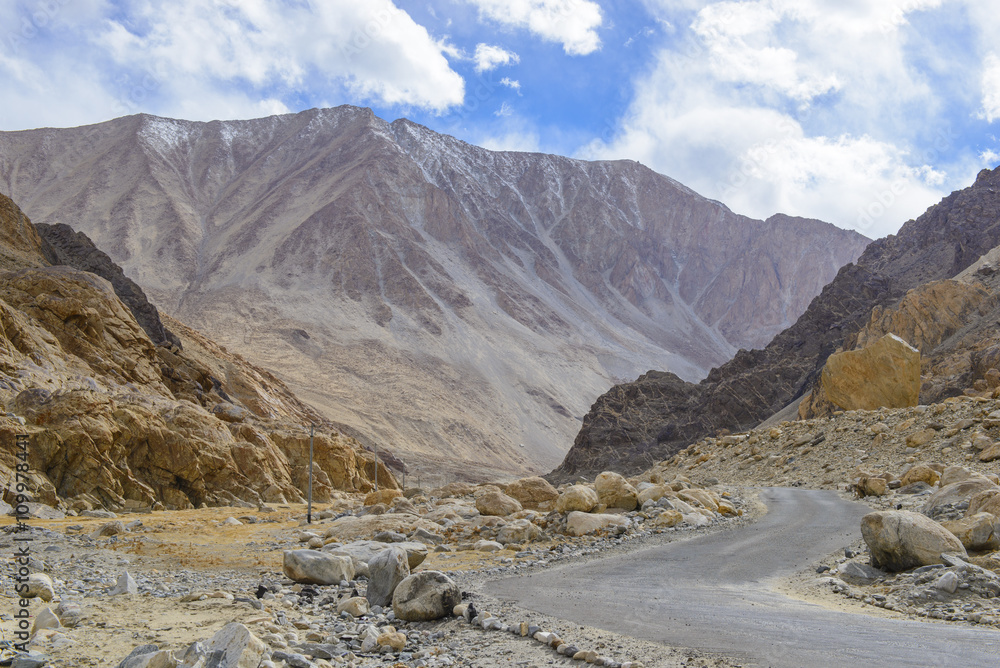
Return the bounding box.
[800,334,920,419]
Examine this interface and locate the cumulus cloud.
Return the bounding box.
[980,53,1000,123]
[95,0,465,115]
[465,0,603,55]
[474,44,520,72]
[583,0,973,238]
[0,0,467,129]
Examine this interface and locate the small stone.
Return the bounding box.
[110,572,138,596]
[31,607,60,635]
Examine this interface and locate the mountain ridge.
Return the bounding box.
[0,106,870,482]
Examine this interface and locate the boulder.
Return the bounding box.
[336,596,370,617]
[595,471,639,510]
[496,518,542,545]
[110,572,138,596]
[25,573,55,601]
[30,607,60,635]
[900,464,940,488]
[969,489,1000,516]
[941,512,1000,551]
[365,546,410,608]
[651,510,683,527]
[565,511,629,537]
[202,622,267,668]
[555,485,599,514]
[677,488,721,511]
[90,520,127,539]
[323,539,389,578]
[861,510,967,572]
[392,571,462,622]
[799,334,920,418]
[637,485,669,506]
[475,490,522,517]
[282,550,354,585]
[940,465,980,488]
[504,477,559,509]
[365,489,402,506]
[921,477,999,520]
[856,476,889,497]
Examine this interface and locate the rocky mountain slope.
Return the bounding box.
[0,193,392,512]
[0,107,869,482]
[555,167,1000,480]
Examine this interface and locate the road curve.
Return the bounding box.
[484,487,1000,667]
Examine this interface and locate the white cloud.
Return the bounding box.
[465,0,603,55]
[473,44,520,73]
[980,53,1000,123]
[96,0,465,117]
[494,101,514,117]
[692,2,840,103]
[479,130,541,152]
[582,0,968,239]
[500,77,521,92]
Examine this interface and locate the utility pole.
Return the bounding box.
[307,424,314,524]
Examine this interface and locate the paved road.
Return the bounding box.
[484,488,1000,667]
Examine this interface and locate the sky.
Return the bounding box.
[2,0,1000,240]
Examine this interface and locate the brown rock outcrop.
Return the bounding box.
[799,334,920,419]
[0,197,395,510]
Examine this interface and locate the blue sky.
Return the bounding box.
[2,0,1000,240]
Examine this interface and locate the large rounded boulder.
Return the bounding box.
[595,471,638,511]
[392,571,462,621]
[555,485,599,513]
[861,510,967,572]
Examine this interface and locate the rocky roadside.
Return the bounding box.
[640,393,1000,631]
[2,478,753,668]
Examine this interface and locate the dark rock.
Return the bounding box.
[35,222,180,347]
[552,167,1000,480]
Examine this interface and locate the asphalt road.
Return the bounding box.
[484,487,1000,667]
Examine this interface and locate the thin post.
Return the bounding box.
[307,424,314,524]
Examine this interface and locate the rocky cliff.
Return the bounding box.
[0,193,393,511]
[0,107,869,481]
[554,167,1000,480]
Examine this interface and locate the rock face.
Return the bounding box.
[799,334,920,418]
[0,195,393,511]
[555,167,1000,480]
[391,571,461,621]
[0,108,868,483]
[861,510,967,572]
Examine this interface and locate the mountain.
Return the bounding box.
[0,192,391,512]
[0,106,869,483]
[554,167,1000,481]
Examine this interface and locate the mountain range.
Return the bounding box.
[0,106,869,482]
